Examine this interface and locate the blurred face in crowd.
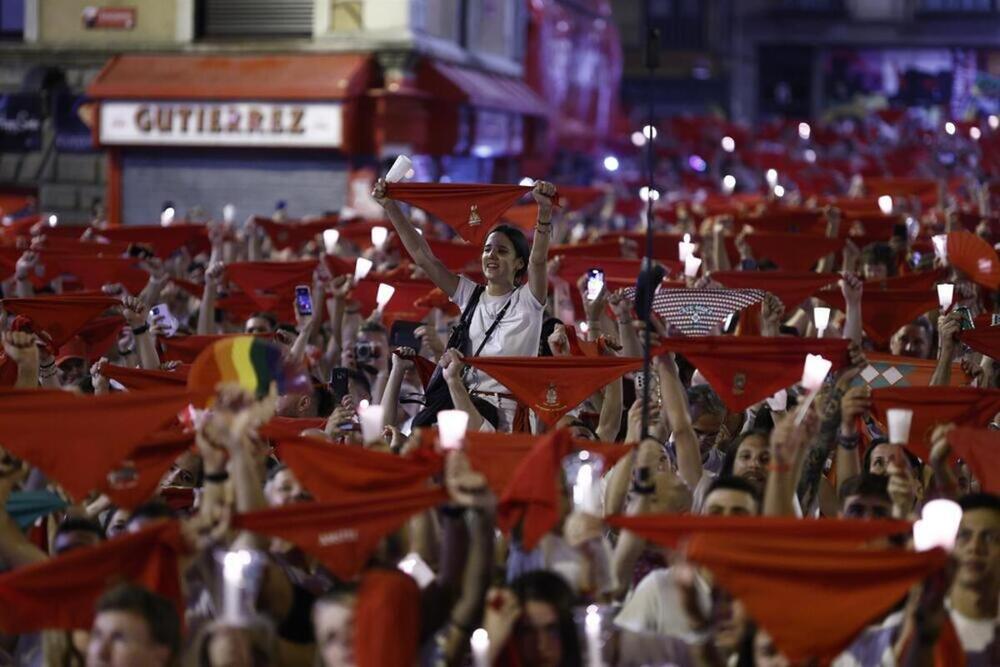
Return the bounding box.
[953,508,1000,591]
[162,451,201,488]
[105,508,131,539]
[731,434,769,491]
[753,629,791,667]
[868,443,912,477]
[482,231,524,288]
[314,598,355,667]
[54,527,102,555]
[87,610,169,667]
[692,409,724,455]
[840,493,892,520]
[710,594,747,655]
[244,316,274,336]
[265,468,307,507]
[861,259,889,282]
[516,599,562,667]
[890,323,931,359]
[205,626,255,667]
[702,487,758,517]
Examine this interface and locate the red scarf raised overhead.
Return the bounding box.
[711,271,840,309]
[232,486,448,580]
[958,326,1000,362]
[224,261,317,312]
[820,288,938,349]
[947,427,1000,494]
[687,533,948,663]
[101,428,195,510]
[258,416,327,440]
[2,295,119,348]
[606,514,911,550]
[98,224,208,258]
[384,183,531,246]
[350,278,434,323]
[423,239,480,271]
[725,232,843,272]
[0,520,185,633]
[945,231,1000,290]
[737,210,826,235]
[463,355,645,426]
[0,387,193,500]
[414,286,461,316]
[355,569,421,667]
[873,268,948,292]
[497,429,633,550]
[253,217,333,251]
[871,387,1000,458]
[274,435,442,502]
[101,364,190,391]
[41,253,148,295]
[73,315,126,362]
[656,337,851,412]
[160,334,241,364]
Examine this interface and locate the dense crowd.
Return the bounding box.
[0,110,998,667]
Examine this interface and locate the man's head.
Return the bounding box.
[264,465,309,507]
[54,517,105,555]
[860,242,895,281]
[86,584,180,667]
[722,431,770,492]
[244,312,277,336]
[953,492,1000,592]
[702,476,761,516]
[839,473,892,520]
[889,320,933,359]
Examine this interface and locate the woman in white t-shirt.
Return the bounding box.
[372,179,556,431]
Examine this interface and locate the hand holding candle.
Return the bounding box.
[886,408,912,445]
[385,155,413,183]
[937,283,954,311]
[354,257,373,284]
[358,403,385,444]
[813,307,831,338]
[375,283,395,312]
[678,233,695,262]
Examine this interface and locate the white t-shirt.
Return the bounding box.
[614,567,712,639]
[451,275,545,395]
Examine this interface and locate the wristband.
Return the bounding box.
[131,323,150,336]
[836,431,860,450]
[204,471,229,484]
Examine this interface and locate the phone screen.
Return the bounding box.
[330,367,350,402]
[957,306,975,331]
[586,268,605,301]
[294,285,313,316]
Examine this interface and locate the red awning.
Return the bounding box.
[87,54,372,101]
[421,62,550,118]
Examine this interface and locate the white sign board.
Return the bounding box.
[99,101,343,148]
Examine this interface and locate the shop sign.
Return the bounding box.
[98,101,343,148]
[82,6,137,30]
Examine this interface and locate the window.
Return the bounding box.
[0,0,24,39]
[199,0,314,38]
[647,0,707,51]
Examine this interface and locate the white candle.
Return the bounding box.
[160,207,175,226]
[358,404,385,444]
[886,408,912,445]
[914,499,963,551]
[354,257,373,284]
[385,155,413,183]
[585,605,603,667]
[222,550,252,623]
[323,229,340,254]
[47,214,57,227]
[470,628,490,667]
[437,409,469,450]
[722,174,736,195]
[878,195,893,215]
[223,203,236,224]
[684,255,702,278]
[766,169,778,188]
[937,283,954,311]
[678,233,695,262]
[932,234,948,263]
[371,225,389,250]
[801,354,832,392]
[813,307,831,337]
[376,283,396,312]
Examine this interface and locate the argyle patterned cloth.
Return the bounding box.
[852,353,963,389]
[624,287,767,336]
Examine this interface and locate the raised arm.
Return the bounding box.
[930,312,959,387]
[371,179,460,296]
[197,261,223,335]
[528,181,557,304]
[121,296,161,371]
[656,350,702,492]
[2,332,40,389]
[441,350,487,432]
[841,273,863,346]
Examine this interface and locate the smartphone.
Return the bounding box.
[330,367,350,403]
[956,306,975,331]
[586,268,605,301]
[148,303,178,337]
[390,320,422,351]
[992,313,1000,327]
[294,285,313,317]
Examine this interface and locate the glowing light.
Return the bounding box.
[773,185,785,198]
[371,226,388,249]
[765,169,778,188]
[721,136,735,152]
[353,257,373,284]
[642,125,658,140]
[970,127,982,140]
[47,214,57,227]
[639,186,660,202]
[323,229,340,254]
[804,148,817,163]
[722,174,736,194]
[437,410,469,450]
[887,408,912,445]
[990,115,999,130]
[160,207,175,226]
[878,195,893,215]
[631,131,647,147]
[603,156,620,172]
[798,122,811,140]
[937,283,954,311]
[688,155,707,172]
[519,177,535,186]
[945,121,956,135]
